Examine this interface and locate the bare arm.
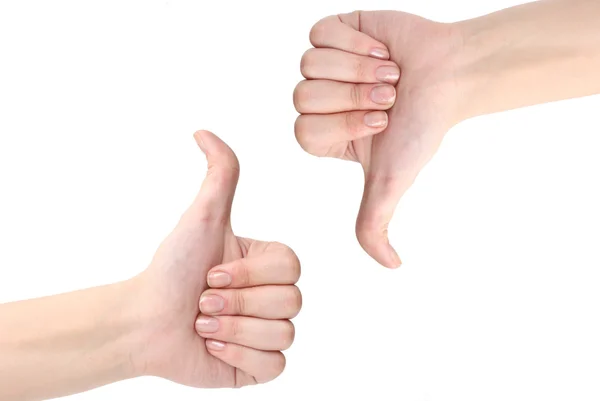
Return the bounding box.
[0,131,301,400]
[293,0,600,267]
[457,0,600,119]
[0,282,141,400]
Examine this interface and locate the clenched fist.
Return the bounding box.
[137,131,302,388]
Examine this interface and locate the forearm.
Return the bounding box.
[455,0,600,119]
[0,280,144,401]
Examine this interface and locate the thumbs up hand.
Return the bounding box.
[132,131,301,388]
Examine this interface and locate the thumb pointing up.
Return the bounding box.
[184,130,240,225]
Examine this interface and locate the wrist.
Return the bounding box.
[449,15,518,121]
[440,14,503,124]
[121,270,196,379]
[101,278,153,380]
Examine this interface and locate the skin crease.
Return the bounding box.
[297,11,466,268]
[137,237,296,388]
[0,131,301,401]
[126,131,301,388]
[296,0,600,268]
[134,145,245,386]
[4,1,600,399]
[338,13,465,269]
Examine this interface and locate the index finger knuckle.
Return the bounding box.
[309,15,335,46]
[268,242,301,281]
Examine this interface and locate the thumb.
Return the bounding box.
[184,130,240,224]
[355,174,406,269]
[356,124,441,268]
[355,127,430,269]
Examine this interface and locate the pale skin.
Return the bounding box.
[294,0,600,268]
[2,0,600,399]
[0,131,302,400]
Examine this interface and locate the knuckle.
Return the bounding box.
[300,49,316,78]
[229,318,243,339]
[355,223,377,249]
[285,250,301,282]
[268,353,286,382]
[294,115,307,141]
[285,286,303,317]
[350,84,363,109]
[344,112,364,139]
[355,177,401,244]
[259,354,286,384]
[309,18,327,45]
[232,259,251,287]
[294,116,309,146]
[280,321,296,350]
[275,353,287,376]
[352,58,367,80]
[292,81,311,113]
[233,290,247,315]
[207,163,240,185]
[294,115,329,157]
[294,117,320,156]
[290,255,301,282]
[276,243,301,279]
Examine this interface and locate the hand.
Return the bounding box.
[132,131,302,388]
[294,11,465,268]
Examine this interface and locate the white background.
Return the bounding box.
[1,0,600,400]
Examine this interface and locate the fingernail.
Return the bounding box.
[207,271,231,288]
[364,111,388,128]
[370,48,389,60]
[193,131,206,152]
[195,316,219,333]
[389,249,402,268]
[199,294,225,313]
[370,85,396,105]
[194,130,219,154]
[206,340,226,351]
[375,65,400,84]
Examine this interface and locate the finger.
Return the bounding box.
[207,243,301,289]
[355,121,433,269]
[182,130,239,225]
[310,14,390,59]
[295,111,388,159]
[294,80,396,114]
[338,11,400,53]
[355,175,405,269]
[205,340,286,385]
[199,285,302,319]
[355,112,446,268]
[301,48,400,84]
[196,315,295,351]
